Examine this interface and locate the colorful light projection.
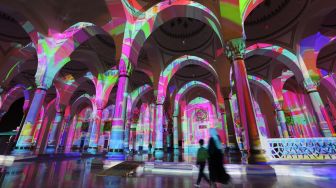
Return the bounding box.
[245,43,306,83]
[87,70,119,153]
[108,74,129,156]
[282,86,318,138]
[123,0,223,73]
[230,94,242,151]
[134,103,151,151]
[246,43,335,137]
[299,32,336,81]
[247,75,289,138]
[127,84,153,151]
[0,84,31,114]
[5,0,335,161]
[183,97,219,154]
[14,22,115,152]
[155,55,221,153]
[173,80,220,150]
[66,94,94,152]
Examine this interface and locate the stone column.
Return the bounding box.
[142,103,150,151]
[223,98,239,151]
[305,83,335,137]
[227,38,267,163]
[57,115,71,152]
[173,115,179,149]
[13,110,28,144]
[274,103,289,138]
[124,96,132,152]
[130,122,136,152]
[150,103,155,144]
[13,87,47,155]
[154,103,164,159]
[88,109,103,153]
[124,117,131,152]
[219,111,227,148]
[65,115,77,152]
[46,110,64,153]
[108,75,129,157]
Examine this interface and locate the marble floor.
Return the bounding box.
[0,157,334,188]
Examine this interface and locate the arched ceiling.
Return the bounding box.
[185,88,217,108]
[69,80,95,104]
[55,61,90,84]
[168,65,217,98]
[245,55,288,81]
[129,70,153,90]
[137,16,222,86]
[0,10,30,44]
[245,0,307,42]
[152,17,218,54]
[0,0,112,34]
[70,34,116,74]
[320,9,336,37]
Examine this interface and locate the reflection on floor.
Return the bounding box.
[124,150,242,164]
[0,157,334,188]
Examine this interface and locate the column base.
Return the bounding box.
[71,145,80,152]
[106,149,125,160]
[87,147,98,154]
[322,129,332,137]
[154,148,164,160]
[227,146,240,153]
[224,147,241,164]
[123,147,129,153]
[57,145,65,153]
[247,149,268,164]
[45,145,56,154]
[11,146,33,156]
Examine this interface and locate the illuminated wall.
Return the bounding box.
[182,97,221,153]
[0,0,335,161]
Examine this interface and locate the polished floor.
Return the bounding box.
[0,157,334,188]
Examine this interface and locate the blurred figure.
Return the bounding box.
[148,143,152,154]
[195,139,210,187]
[208,129,231,187]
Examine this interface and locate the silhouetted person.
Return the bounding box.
[195,139,210,187]
[148,143,152,154]
[208,129,231,187]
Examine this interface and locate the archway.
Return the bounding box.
[0,97,24,154]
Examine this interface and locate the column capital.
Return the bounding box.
[273,102,282,111]
[118,59,133,77]
[304,82,318,93]
[36,86,48,91]
[118,73,130,78]
[156,95,165,105]
[226,38,246,60]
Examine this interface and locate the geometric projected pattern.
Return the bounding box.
[267,138,336,160]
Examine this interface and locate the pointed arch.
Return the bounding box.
[173,81,218,116]
[245,43,305,83]
[127,1,223,67]
[157,55,219,104]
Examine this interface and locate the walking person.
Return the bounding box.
[148,143,152,154]
[195,139,210,187]
[208,129,231,187]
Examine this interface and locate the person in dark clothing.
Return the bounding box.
[195,139,210,187]
[148,143,152,154]
[208,129,231,187]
